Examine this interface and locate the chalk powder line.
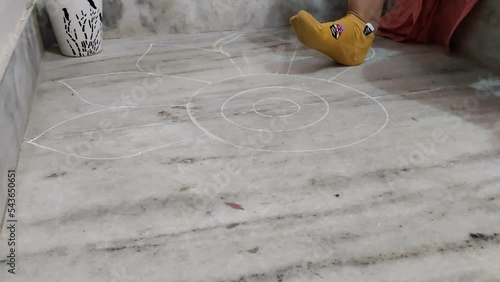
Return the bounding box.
[187,73,389,153]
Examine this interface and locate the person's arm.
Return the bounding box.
[348,0,385,30]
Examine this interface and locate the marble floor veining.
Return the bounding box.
[1,29,500,282]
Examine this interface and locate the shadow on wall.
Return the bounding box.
[103,0,124,30]
[33,0,56,47]
[452,0,500,70]
[103,0,349,38]
[264,0,347,28]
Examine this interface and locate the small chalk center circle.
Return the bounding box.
[253,98,301,118]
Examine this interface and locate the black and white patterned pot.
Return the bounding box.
[45,0,103,57]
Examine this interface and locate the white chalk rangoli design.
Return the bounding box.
[28,31,391,158]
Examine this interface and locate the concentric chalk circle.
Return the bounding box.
[187,74,388,153]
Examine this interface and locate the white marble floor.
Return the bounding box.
[1,29,500,282]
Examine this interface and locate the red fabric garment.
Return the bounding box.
[377,0,479,51]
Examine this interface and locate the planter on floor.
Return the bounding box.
[45,0,103,57]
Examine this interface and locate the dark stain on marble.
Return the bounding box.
[102,193,421,249]
[97,243,161,253]
[30,192,213,228]
[102,245,126,252]
[45,172,67,179]
[227,233,500,281]
[469,232,498,241]
[226,223,240,229]
[32,149,500,233]
[235,276,247,282]
[276,272,284,282]
[103,0,124,29]
[247,247,259,254]
[161,155,233,165]
[158,110,179,122]
[157,110,169,117]
[171,157,196,164]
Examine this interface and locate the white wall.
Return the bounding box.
[0,0,28,55]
